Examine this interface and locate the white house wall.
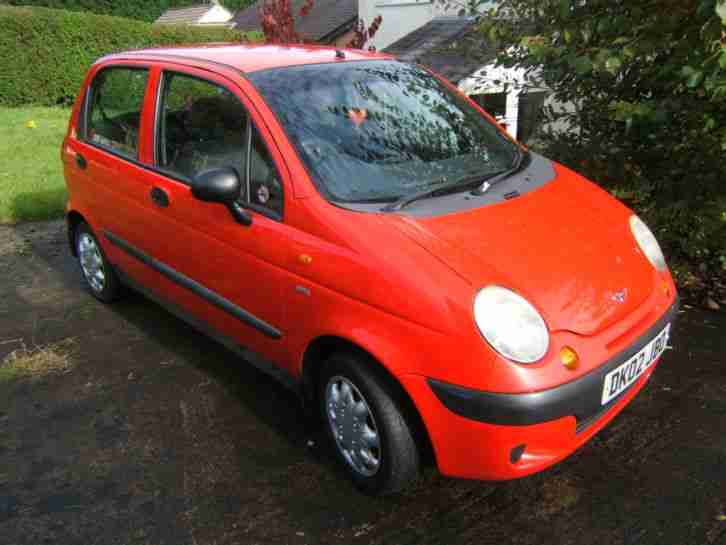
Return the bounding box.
[361,0,498,50]
[361,0,438,51]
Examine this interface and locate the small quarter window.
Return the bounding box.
[86,67,149,159]
[248,125,283,217]
[157,72,249,195]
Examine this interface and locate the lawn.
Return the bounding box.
[0,107,70,224]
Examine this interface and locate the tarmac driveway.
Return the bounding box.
[1,220,725,545]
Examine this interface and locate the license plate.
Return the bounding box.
[601,323,671,405]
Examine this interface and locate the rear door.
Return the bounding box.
[70,63,161,287]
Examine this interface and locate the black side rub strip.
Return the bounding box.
[428,299,679,427]
[103,230,282,339]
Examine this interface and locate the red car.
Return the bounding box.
[62,44,677,495]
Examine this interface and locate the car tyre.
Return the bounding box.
[75,222,121,303]
[318,352,420,495]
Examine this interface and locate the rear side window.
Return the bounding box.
[157,72,249,190]
[86,67,149,159]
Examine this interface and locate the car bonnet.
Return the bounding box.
[383,162,657,337]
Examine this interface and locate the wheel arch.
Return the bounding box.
[301,335,436,466]
[66,210,87,257]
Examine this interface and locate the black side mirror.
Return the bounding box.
[191,167,241,203]
[191,167,252,226]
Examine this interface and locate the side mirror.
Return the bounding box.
[191,167,241,203]
[191,167,252,226]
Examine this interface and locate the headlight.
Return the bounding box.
[629,215,666,272]
[473,286,549,364]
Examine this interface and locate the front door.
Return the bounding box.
[126,66,294,367]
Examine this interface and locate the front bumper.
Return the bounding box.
[428,300,678,431]
[400,299,678,480]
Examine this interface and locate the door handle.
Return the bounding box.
[150,186,170,208]
[75,153,87,170]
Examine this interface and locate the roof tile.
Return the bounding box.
[155,5,211,25]
[383,17,493,83]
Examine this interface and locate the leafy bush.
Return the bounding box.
[0,6,247,106]
[479,0,726,276]
[5,0,254,23]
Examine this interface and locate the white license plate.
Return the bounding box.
[601,323,671,405]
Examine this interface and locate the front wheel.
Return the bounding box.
[75,222,121,303]
[318,352,420,495]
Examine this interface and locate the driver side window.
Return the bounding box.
[157,73,249,198]
[157,71,283,219]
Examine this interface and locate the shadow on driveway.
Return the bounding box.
[1,220,725,545]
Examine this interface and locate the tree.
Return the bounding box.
[477,0,726,276]
[259,0,313,43]
[259,0,382,49]
[437,0,497,16]
[347,16,383,50]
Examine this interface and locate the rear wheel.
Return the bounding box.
[318,352,420,495]
[75,222,121,303]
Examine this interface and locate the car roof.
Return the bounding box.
[100,43,393,74]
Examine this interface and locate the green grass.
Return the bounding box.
[0,107,70,224]
[0,339,76,384]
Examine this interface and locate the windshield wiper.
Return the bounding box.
[380,148,531,212]
[471,148,530,196]
[381,175,487,212]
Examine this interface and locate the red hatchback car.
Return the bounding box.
[63,44,678,495]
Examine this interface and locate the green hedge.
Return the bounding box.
[0,6,247,106]
[5,0,254,23]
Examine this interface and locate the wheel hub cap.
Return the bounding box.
[325,376,381,477]
[78,233,105,293]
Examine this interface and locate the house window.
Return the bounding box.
[471,92,507,121]
[471,91,547,144]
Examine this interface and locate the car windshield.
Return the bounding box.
[248,60,519,203]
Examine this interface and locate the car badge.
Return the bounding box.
[611,289,628,304]
[479,181,491,194]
